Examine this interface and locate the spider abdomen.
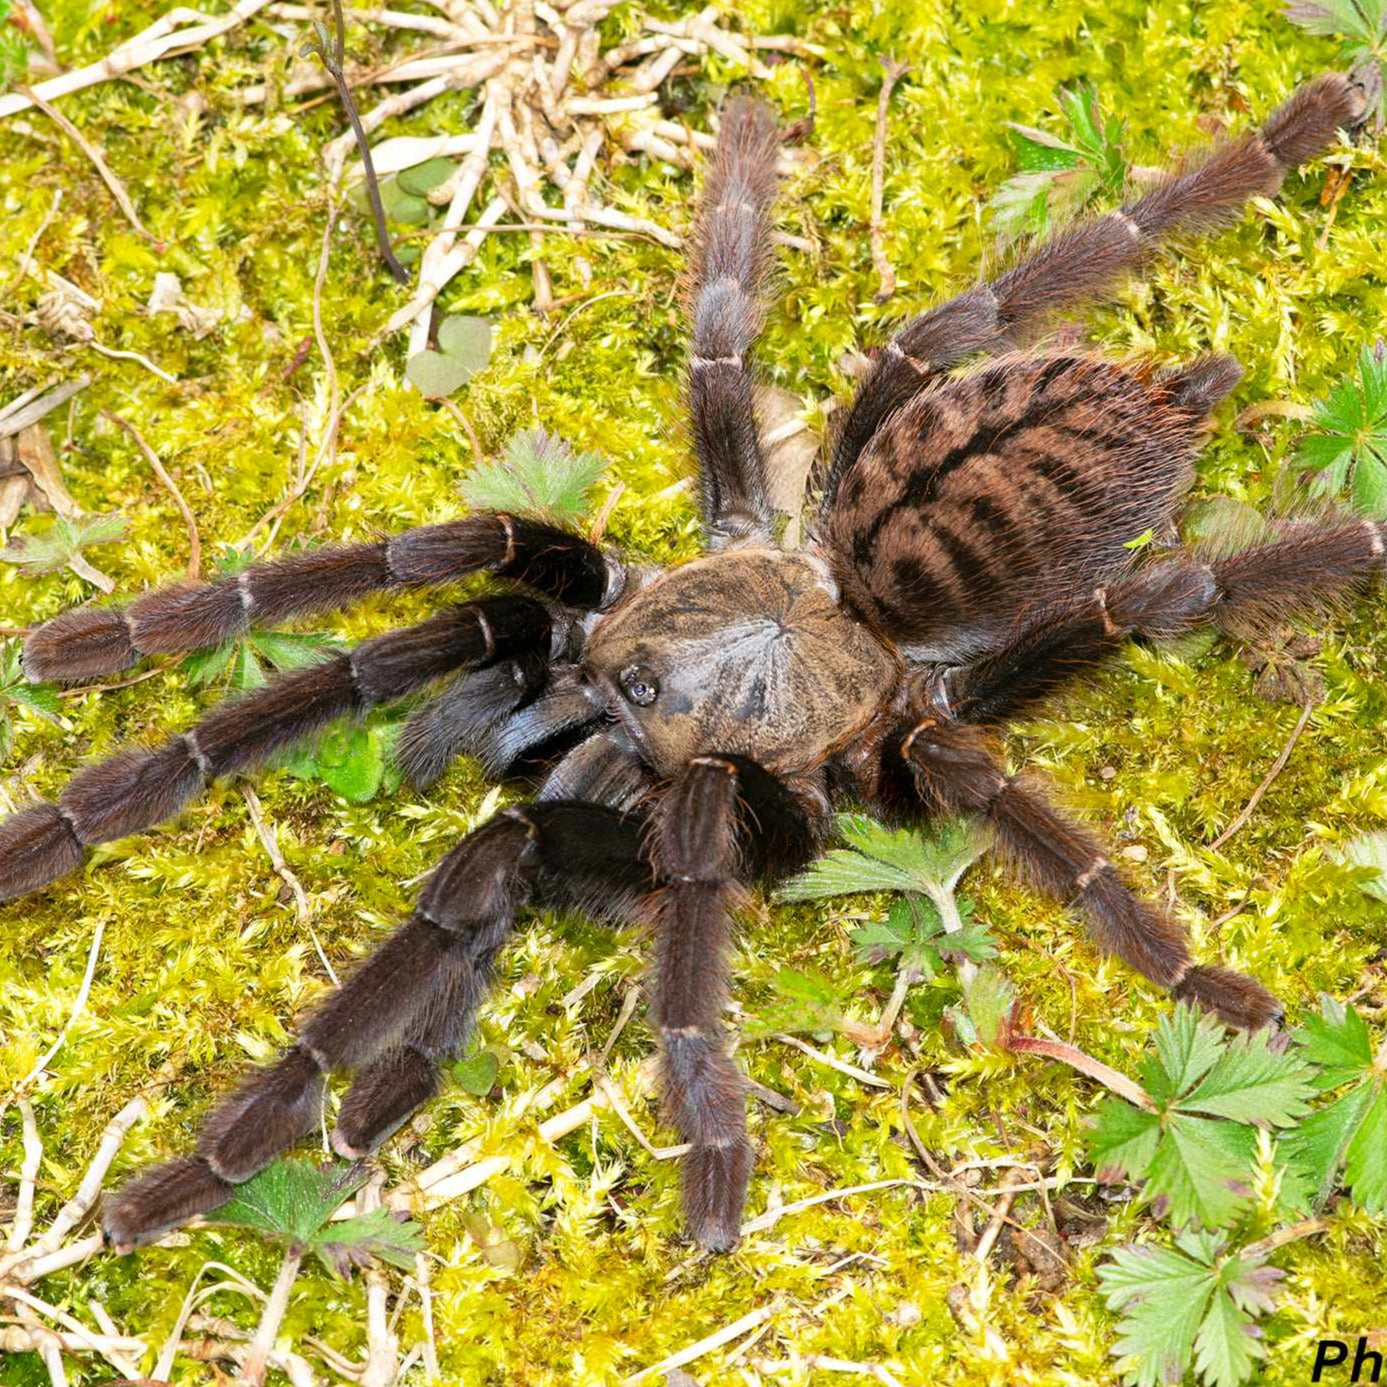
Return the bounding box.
[583,549,900,774]
[821,354,1229,661]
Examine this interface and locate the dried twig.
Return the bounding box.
[1208,701,1315,850]
[305,0,408,283]
[622,1304,777,1385]
[102,411,200,578]
[241,1245,304,1387]
[19,87,159,245]
[869,57,909,304]
[0,0,272,120]
[773,1033,891,1089]
[6,1101,42,1254]
[17,917,106,1090]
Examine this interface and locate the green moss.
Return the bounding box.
[2,1,1384,1383]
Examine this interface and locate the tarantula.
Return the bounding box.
[1,71,1380,1254]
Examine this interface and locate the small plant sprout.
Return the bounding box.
[1099,1231,1284,1387]
[1089,1003,1316,1229]
[0,512,127,591]
[459,427,609,525]
[1296,339,1387,517]
[779,814,995,1046]
[205,1158,423,1385]
[0,639,61,762]
[990,82,1129,235]
[1277,997,1387,1214]
[1337,829,1387,902]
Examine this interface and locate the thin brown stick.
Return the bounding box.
[102,411,200,578]
[1005,1034,1158,1112]
[4,188,63,299]
[1242,1216,1330,1260]
[19,87,160,245]
[869,58,909,305]
[1208,701,1314,850]
[306,0,407,283]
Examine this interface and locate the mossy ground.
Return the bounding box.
[2,1,1385,1383]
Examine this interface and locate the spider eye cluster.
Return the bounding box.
[619,664,660,707]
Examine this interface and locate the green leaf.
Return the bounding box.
[0,644,62,725]
[459,428,608,523]
[397,157,456,196]
[454,1048,500,1096]
[312,1206,425,1277]
[437,314,493,373]
[1153,1004,1225,1098]
[1101,1237,1278,1387]
[1344,1082,1387,1212]
[208,1159,368,1246]
[1180,1028,1315,1126]
[0,513,128,576]
[248,630,339,672]
[1144,1114,1254,1229]
[406,348,478,399]
[1192,1281,1263,1387]
[962,965,1015,1049]
[1298,996,1375,1082]
[781,814,986,902]
[1297,341,1387,517]
[314,723,386,802]
[1091,1097,1162,1184]
[182,640,236,687]
[1100,1241,1217,1387]
[1276,1082,1375,1212]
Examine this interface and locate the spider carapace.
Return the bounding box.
[1,70,1381,1255]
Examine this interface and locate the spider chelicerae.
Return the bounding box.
[0,70,1380,1254]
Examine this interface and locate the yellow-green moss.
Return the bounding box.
[1,0,1384,1383]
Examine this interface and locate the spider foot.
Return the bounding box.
[103,1156,232,1253]
[1172,964,1283,1031]
[682,1139,753,1253]
[332,1048,438,1158]
[197,1046,325,1181]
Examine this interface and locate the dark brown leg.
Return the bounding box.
[24,513,615,681]
[651,755,821,1249]
[885,718,1279,1030]
[822,72,1369,503]
[102,802,651,1251]
[0,596,551,902]
[687,98,783,547]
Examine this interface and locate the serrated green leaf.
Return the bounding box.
[248,630,339,672]
[312,1206,425,1277]
[1299,996,1376,1080]
[207,1159,368,1245]
[183,641,236,687]
[1091,1097,1162,1183]
[963,965,1015,1048]
[1100,1242,1216,1387]
[0,513,128,575]
[1180,1028,1315,1126]
[1192,1284,1263,1387]
[1276,1081,1376,1212]
[1298,342,1387,516]
[1145,1114,1254,1229]
[1344,1082,1387,1212]
[1155,1004,1226,1097]
[458,428,607,523]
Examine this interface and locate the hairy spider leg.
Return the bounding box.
[823,72,1369,500]
[946,518,1387,725]
[101,802,652,1252]
[652,755,822,1249]
[878,718,1279,1029]
[23,512,615,681]
[0,595,551,902]
[687,97,784,548]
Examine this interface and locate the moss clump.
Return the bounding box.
[1,0,1383,1383]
